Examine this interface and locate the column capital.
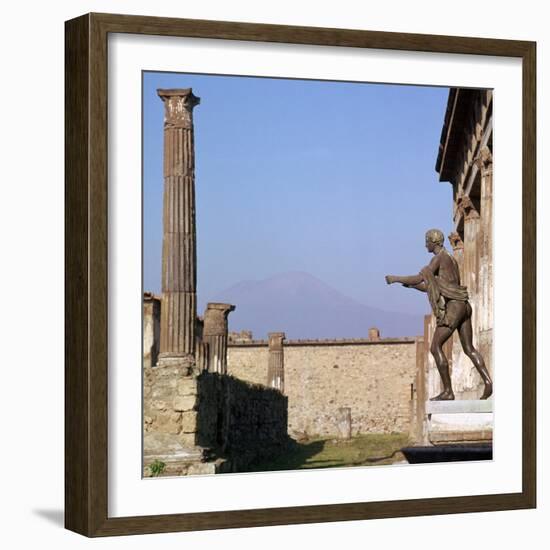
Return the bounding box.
[457,194,480,220]
[474,145,493,176]
[268,332,286,350]
[448,231,464,251]
[203,303,235,336]
[157,88,200,129]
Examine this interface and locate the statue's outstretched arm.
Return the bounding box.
[386,255,439,288]
[385,273,423,286]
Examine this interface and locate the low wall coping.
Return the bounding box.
[228,337,418,348]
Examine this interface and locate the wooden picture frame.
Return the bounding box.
[65,12,536,537]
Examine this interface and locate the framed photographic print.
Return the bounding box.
[65,12,536,537]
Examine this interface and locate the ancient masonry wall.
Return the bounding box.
[143,364,206,476]
[227,339,417,437]
[197,373,290,472]
[143,366,289,475]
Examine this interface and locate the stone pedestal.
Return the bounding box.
[425,399,493,445]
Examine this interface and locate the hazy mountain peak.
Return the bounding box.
[205,271,422,339]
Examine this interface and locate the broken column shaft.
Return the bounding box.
[203,303,236,374]
[267,332,286,392]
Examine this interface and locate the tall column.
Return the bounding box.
[458,194,481,297]
[476,146,493,330]
[447,230,464,391]
[267,332,285,392]
[414,336,427,444]
[157,89,200,368]
[203,303,235,374]
[454,192,483,397]
[476,145,494,379]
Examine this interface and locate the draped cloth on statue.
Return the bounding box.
[420,265,469,327]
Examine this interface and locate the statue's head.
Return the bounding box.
[425,228,444,252]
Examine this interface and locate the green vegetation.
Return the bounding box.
[148,459,167,477]
[245,433,410,473]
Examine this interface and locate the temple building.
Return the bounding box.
[410,87,494,449]
[436,87,494,400]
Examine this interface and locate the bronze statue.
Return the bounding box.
[385,229,492,401]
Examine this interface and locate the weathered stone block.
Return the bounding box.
[187,462,218,476]
[180,411,198,433]
[151,399,168,411]
[180,432,198,447]
[155,412,182,434]
[177,378,198,397]
[173,394,197,412]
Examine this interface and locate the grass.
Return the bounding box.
[245,433,411,473]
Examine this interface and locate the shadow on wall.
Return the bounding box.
[196,371,292,472]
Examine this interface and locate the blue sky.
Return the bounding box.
[143,72,452,316]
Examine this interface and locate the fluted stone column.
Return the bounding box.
[452,193,485,398]
[476,145,494,379]
[457,194,481,298]
[157,89,200,369]
[476,146,493,325]
[447,230,465,393]
[267,332,285,392]
[203,303,235,374]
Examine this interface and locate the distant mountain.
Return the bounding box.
[202,271,423,340]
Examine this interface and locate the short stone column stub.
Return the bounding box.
[336,407,352,440]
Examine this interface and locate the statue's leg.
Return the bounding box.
[430,326,454,400]
[458,304,493,400]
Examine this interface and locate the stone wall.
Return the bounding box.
[143,365,289,475]
[227,338,418,438]
[143,364,210,476]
